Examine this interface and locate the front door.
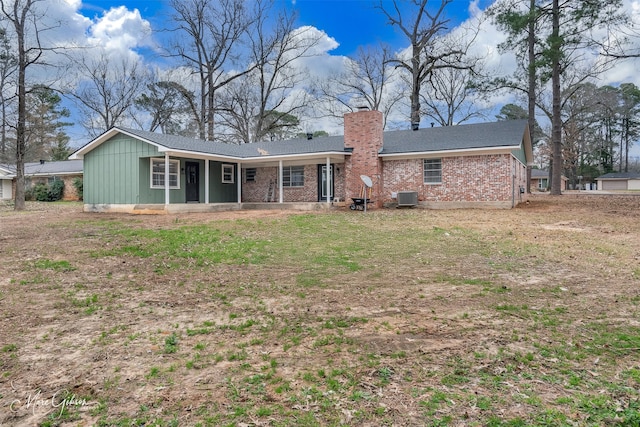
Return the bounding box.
[318,164,334,201]
[185,161,199,202]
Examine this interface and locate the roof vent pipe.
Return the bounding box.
[306,132,313,140]
[40,159,45,164]
[411,122,419,131]
[431,122,435,127]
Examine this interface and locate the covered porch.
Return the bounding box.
[154,149,346,207]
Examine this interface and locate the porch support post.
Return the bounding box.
[237,162,242,204]
[204,159,210,204]
[326,156,331,204]
[164,152,170,205]
[278,160,283,204]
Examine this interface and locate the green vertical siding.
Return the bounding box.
[84,135,239,205]
[84,134,161,204]
[137,158,186,204]
[84,134,164,204]
[511,142,527,165]
[209,161,238,202]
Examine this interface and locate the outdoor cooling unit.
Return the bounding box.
[397,191,418,207]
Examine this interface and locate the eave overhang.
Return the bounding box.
[379,145,522,160]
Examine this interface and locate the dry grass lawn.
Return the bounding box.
[1,194,639,426]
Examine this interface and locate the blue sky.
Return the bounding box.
[288,0,495,55]
[56,0,640,157]
[61,0,503,145]
[79,0,493,56]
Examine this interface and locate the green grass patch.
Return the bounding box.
[32,258,76,272]
[95,225,269,265]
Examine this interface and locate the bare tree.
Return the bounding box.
[492,0,625,195]
[377,0,474,128]
[1,0,51,210]
[0,27,17,162]
[315,45,402,129]
[420,61,487,126]
[169,0,267,141]
[216,12,322,143]
[68,52,148,137]
[593,13,636,59]
[544,0,624,194]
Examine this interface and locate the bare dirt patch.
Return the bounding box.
[1,194,640,426]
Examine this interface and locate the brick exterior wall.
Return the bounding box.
[235,110,530,208]
[343,110,384,207]
[16,174,82,201]
[241,164,345,203]
[382,154,528,205]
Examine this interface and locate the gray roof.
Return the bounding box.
[120,127,345,158]
[380,119,528,155]
[75,119,528,161]
[598,172,640,180]
[24,160,83,175]
[0,164,14,174]
[1,160,83,177]
[531,169,549,178]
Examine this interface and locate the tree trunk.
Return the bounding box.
[526,0,536,193]
[410,46,421,128]
[624,117,629,172]
[410,84,420,127]
[14,2,28,211]
[550,0,563,195]
[207,74,215,141]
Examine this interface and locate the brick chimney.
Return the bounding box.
[343,109,383,207]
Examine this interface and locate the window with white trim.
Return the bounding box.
[244,168,257,182]
[283,166,304,187]
[423,158,442,184]
[538,178,548,190]
[222,164,235,183]
[150,158,180,189]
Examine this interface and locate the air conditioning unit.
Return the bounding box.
[397,191,418,207]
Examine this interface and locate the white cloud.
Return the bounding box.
[87,6,153,54]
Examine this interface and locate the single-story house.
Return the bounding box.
[0,160,84,201]
[0,164,13,200]
[70,110,533,213]
[596,172,640,191]
[530,169,569,191]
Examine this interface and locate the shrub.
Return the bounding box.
[72,177,83,200]
[48,180,64,201]
[32,183,50,201]
[24,186,34,201]
[30,180,65,202]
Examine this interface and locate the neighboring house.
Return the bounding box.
[70,110,532,212]
[1,160,84,201]
[530,169,569,191]
[0,164,13,200]
[596,172,640,191]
